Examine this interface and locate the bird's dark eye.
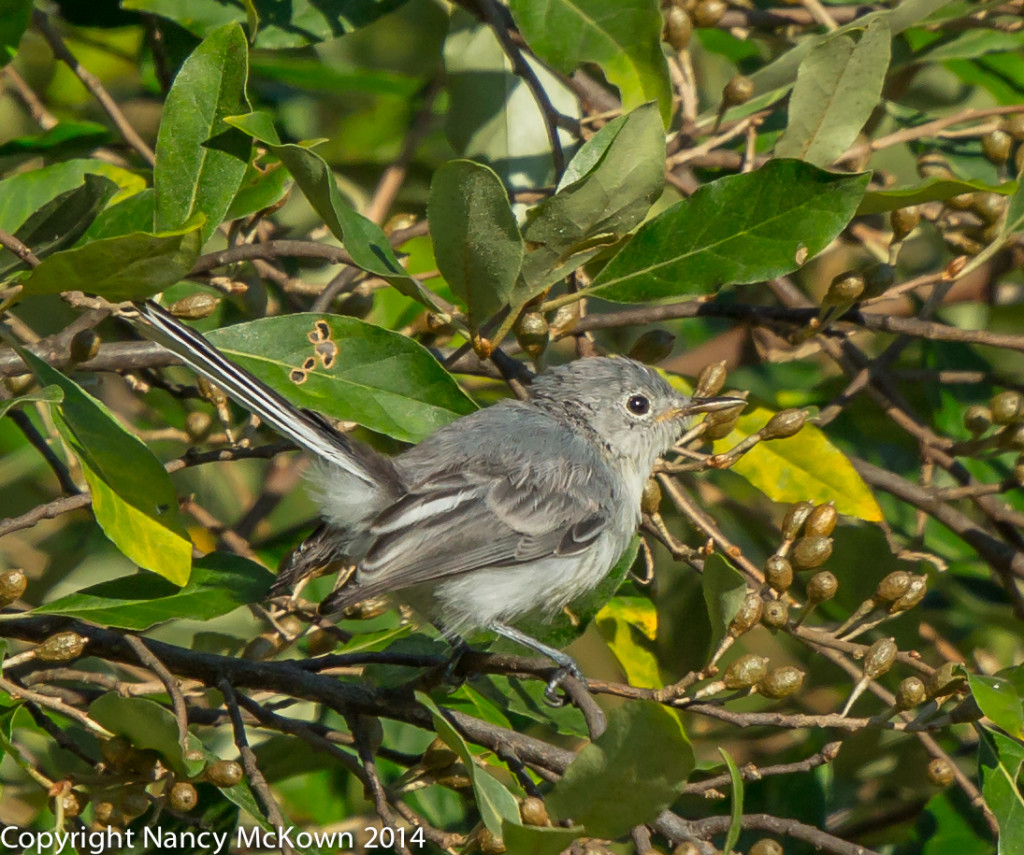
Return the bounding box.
[627,394,650,416]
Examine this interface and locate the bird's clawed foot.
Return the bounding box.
[543,660,586,707]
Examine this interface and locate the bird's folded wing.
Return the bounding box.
[328,462,611,605]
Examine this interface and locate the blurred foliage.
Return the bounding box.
[1,0,1024,854]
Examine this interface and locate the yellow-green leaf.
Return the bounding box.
[596,597,662,689]
[714,406,883,522]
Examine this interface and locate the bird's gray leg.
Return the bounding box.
[489,622,585,706]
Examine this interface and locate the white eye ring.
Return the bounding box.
[626,394,651,416]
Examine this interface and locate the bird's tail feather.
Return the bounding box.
[133,300,380,488]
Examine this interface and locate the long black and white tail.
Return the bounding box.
[133,300,386,489]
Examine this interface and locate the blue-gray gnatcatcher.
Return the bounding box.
[135,301,743,700]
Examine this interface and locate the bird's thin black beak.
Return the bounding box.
[660,395,746,421]
[684,395,747,415]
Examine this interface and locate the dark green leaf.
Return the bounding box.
[500,822,582,855]
[518,102,665,297]
[547,701,694,838]
[970,669,1024,740]
[121,0,410,48]
[15,348,192,585]
[89,694,204,777]
[587,160,869,302]
[775,19,891,166]
[0,159,145,234]
[978,725,1024,852]
[33,553,274,629]
[0,0,32,66]
[155,24,252,244]
[82,189,156,242]
[205,313,476,443]
[0,386,63,420]
[224,159,290,222]
[428,160,524,329]
[702,554,747,658]
[508,0,672,122]
[0,120,111,157]
[720,748,744,855]
[857,177,1015,216]
[18,219,203,301]
[0,175,119,278]
[225,111,438,309]
[914,29,1024,63]
[419,693,521,837]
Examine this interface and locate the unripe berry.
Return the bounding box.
[762,599,789,629]
[37,631,86,662]
[663,7,693,50]
[895,676,926,711]
[169,292,220,320]
[728,592,763,637]
[205,759,244,788]
[890,206,920,242]
[925,662,963,699]
[927,758,955,787]
[722,75,754,107]
[762,409,806,440]
[0,568,27,606]
[990,391,1024,425]
[791,535,833,570]
[515,312,549,360]
[863,637,898,679]
[70,329,101,363]
[982,130,1013,166]
[781,501,815,541]
[168,782,198,812]
[520,796,551,826]
[695,360,728,398]
[750,840,784,855]
[823,271,864,305]
[805,503,837,536]
[757,666,805,699]
[875,570,911,602]
[692,0,726,26]
[963,405,991,436]
[723,654,769,690]
[764,556,793,592]
[807,571,838,603]
[641,478,662,516]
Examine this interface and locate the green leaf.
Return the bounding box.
[18,219,203,301]
[713,405,884,522]
[33,553,273,630]
[978,725,1024,854]
[596,597,662,689]
[419,693,521,838]
[443,11,578,194]
[0,159,146,234]
[0,386,63,420]
[720,748,744,855]
[500,822,582,855]
[588,160,869,302]
[122,0,410,48]
[702,554,747,658]
[0,175,119,278]
[857,177,1016,216]
[775,19,891,166]
[970,668,1024,740]
[224,158,290,222]
[547,700,694,839]
[82,189,157,242]
[914,29,1024,63]
[508,0,672,122]
[225,111,437,309]
[519,102,665,297]
[205,313,476,443]
[155,24,252,244]
[15,348,192,585]
[89,695,205,778]
[0,0,31,67]
[0,120,111,157]
[428,160,524,329]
